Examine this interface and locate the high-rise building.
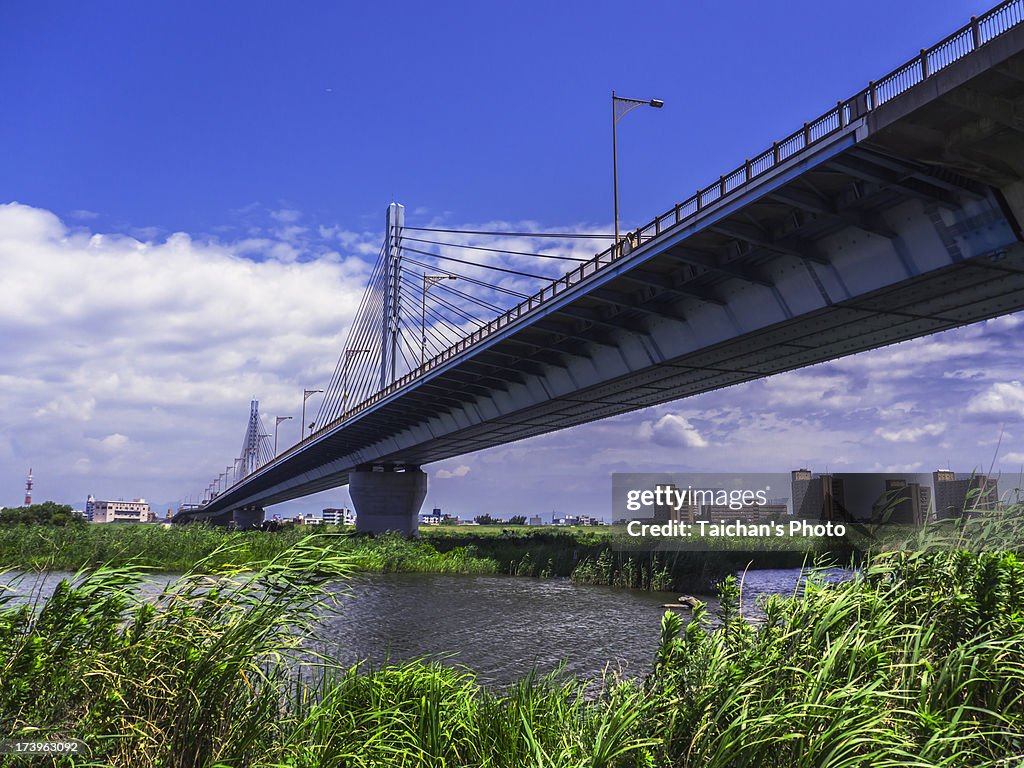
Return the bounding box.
[24,468,33,506]
[878,479,932,526]
[933,471,999,519]
[791,470,846,521]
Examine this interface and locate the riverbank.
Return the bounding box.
[0,522,853,592]
[422,524,853,591]
[0,524,498,575]
[2,521,1022,767]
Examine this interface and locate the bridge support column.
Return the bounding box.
[350,466,427,536]
[231,505,265,530]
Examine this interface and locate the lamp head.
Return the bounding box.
[649,99,664,108]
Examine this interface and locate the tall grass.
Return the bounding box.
[3,509,1024,766]
[0,525,499,576]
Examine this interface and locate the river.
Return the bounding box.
[1,568,846,685]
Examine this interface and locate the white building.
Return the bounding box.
[90,498,155,524]
[322,507,356,525]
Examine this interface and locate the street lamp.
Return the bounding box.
[274,416,293,455]
[342,349,371,419]
[301,389,323,440]
[421,273,456,366]
[612,90,664,254]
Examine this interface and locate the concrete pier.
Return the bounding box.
[350,466,427,536]
[231,504,265,530]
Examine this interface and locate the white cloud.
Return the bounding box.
[873,423,946,442]
[270,208,302,224]
[0,202,376,505]
[876,462,924,473]
[436,465,471,479]
[966,381,1024,419]
[96,434,130,452]
[1001,452,1024,464]
[639,414,708,449]
[762,372,861,410]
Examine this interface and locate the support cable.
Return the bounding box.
[318,250,388,426]
[434,281,505,313]
[401,245,550,280]
[428,290,487,327]
[421,304,466,345]
[405,226,614,239]
[320,272,386,425]
[316,242,387,425]
[402,236,587,262]
[323,285,387,425]
[399,302,453,356]
[400,255,529,298]
[398,274,502,315]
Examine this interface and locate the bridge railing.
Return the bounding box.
[319,0,1024,434]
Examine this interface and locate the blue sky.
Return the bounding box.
[2,0,1023,519]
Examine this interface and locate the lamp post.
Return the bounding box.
[612,91,664,254]
[342,349,371,419]
[301,389,323,440]
[421,273,456,366]
[274,416,293,455]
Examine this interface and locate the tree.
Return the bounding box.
[0,501,85,527]
[474,514,495,525]
[508,515,527,526]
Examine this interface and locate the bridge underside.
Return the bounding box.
[183,24,1024,527]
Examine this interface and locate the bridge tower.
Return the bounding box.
[241,400,263,477]
[349,203,427,536]
[381,202,403,390]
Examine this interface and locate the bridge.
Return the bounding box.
[177,1,1024,533]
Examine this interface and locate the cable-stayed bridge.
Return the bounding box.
[177,2,1024,532]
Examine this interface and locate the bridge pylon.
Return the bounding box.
[381,202,403,391]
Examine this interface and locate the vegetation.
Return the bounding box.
[2,510,1024,766]
[0,524,497,576]
[423,525,847,592]
[0,502,84,528]
[0,519,847,592]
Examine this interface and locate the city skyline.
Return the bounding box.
[3,1,1024,520]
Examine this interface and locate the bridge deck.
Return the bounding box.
[186,8,1024,520]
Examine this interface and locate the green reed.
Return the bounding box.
[0,525,498,576]
[2,506,1023,767]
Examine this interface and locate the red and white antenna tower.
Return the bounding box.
[24,468,33,505]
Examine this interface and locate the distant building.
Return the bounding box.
[90,498,155,524]
[84,495,95,522]
[322,507,356,525]
[701,503,788,524]
[527,515,544,526]
[933,471,999,519]
[792,470,846,521]
[420,508,458,525]
[877,479,932,526]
